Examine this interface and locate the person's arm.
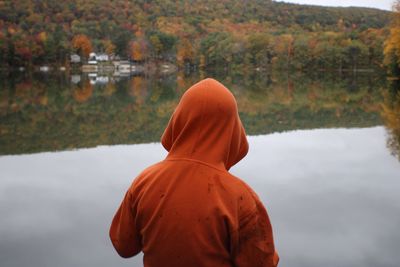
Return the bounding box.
[233,192,279,267]
[109,190,142,258]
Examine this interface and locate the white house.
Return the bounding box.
[116,60,131,73]
[96,54,109,62]
[88,52,97,65]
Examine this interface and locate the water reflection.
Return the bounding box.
[381,83,400,161]
[0,127,399,267]
[237,127,400,267]
[0,72,385,155]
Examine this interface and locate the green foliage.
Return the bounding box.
[0,0,391,69]
[0,71,386,155]
[200,32,235,67]
[247,34,274,67]
[148,31,177,59]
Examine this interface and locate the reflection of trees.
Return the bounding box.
[11,81,32,112]
[176,72,201,94]
[0,88,9,117]
[228,72,383,134]
[129,76,148,106]
[4,79,48,113]
[381,88,400,161]
[104,82,116,97]
[0,71,387,155]
[72,80,93,103]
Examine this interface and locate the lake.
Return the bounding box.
[0,71,400,267]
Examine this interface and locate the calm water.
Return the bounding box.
[0,71,400,267]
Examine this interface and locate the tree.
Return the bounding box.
[200,32,233,67]
[72,34,92,59]
[148,31,177,60]
[177,38,195,68]
[342,40,366,70]
[112,28,131,57]
[272,34,295,69]
[44,32,57,63]
[129,39,148,62]
[149,35,163,58]
[247,33,274,68]
[0,31,7,64]
[53,24,69,64]
[13,33,33,66]
[384,1,400,78]
[103,39,116,55]
[292,34,314,70]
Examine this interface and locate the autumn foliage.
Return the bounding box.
[382,89,400,160]
[72,80,93,103]
[384,1,400,77]
[72,34,92,58]
[0,0,392,69]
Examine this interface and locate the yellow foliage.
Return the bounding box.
[149,35,162,55]
[384,1,400,69]
[381,90,400,160]
[129,41,144,61]
[38,95,48,106]
[384,27,400,65]
[273,34,294,55]
[382,91,400,131]
[155,17,182,36]
[38,32,47,43]
[129,76,146,106]
[176,39,194,66]
[103,39,116,55]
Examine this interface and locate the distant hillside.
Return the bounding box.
[0,0,392,70]
[269,2,390,30]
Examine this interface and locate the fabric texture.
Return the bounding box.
[110,78,279,267]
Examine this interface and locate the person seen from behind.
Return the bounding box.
[109,78,279,267]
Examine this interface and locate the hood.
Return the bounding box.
[161,78,249,170]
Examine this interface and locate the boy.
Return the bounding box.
[110,78,279,267]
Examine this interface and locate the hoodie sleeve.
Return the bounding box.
[233,191,279,267]
[109,190,142,258]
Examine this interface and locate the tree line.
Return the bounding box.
[0,0,392,71]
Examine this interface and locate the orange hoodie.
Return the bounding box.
[110,78,279,267]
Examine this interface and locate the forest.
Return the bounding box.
[0,0,393,71]
[1,0,400,157]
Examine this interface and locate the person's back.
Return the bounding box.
[110,78,279,267]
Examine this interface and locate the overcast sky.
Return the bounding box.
[274,0,394,11]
